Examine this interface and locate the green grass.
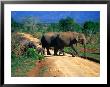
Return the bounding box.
[64,42,100,62]
[79,52,100,61]
[11,48,44,77]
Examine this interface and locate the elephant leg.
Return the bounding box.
[71,53,75,57]
[54,48,58,55]
[41,47,45,55]
[47,48,51,55]
[71,45,79,56]
[62,50,65,56]
[60,49,65,56]
[42,49,45,55]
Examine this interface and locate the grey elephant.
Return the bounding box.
[56,31,86,57]
[41,31,86,56]
[41,32,59,55]
[36,47,45,55]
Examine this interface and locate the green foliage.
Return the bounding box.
[59,17,75,31]
[64,47,74,54]
[73,23,83,33]
[83,21,100,36]
[11,33,44,76]
[11,53,36,76]
[11,17,24,32]
[12,16,100,34]
[24,48,44,60]
[11,48,44,77]
[24,48,38,58]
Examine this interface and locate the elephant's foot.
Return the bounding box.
[71,53,75,57]
[75,54,79,57]
[72,55,75,57]
[62,53,65,56]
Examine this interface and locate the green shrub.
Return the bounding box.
[24,48,44,60]
[11,48,44,77]
[11,33,44,76]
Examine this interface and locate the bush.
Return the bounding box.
[24,48,44,60]
[11,32,25,57]
[11,33,44,76]
[11,48,44,76]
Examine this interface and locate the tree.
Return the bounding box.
[83,21,100,36]
[59,17,75,31]
[11,17,18,28]
[11,17,24,32]
[73,23,82,33]
[83,21,100,43]
[22,16,38,33]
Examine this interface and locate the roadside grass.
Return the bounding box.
[64,42,100,62]
[11,48,44,77]
[79,52,100,61]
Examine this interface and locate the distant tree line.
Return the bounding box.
[11,16,100,36]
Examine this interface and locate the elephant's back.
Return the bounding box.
[58,32,73,46]
[59,32,73,40]
[41,32,59,46]
[44,32,57,38]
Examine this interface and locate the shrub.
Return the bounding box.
[24,48,44,60]
[11,48,44,76]
[11,32,25,57]
[11,33,44,76]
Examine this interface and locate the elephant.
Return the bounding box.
[36,47,45,55]
[41,31,86,57]
[20,39,45,55]
[56,31,86,57]
[41,32,59,55]
[58,49,65,56]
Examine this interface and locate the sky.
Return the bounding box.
[11,11,100,24]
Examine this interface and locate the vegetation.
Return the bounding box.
[59,17,75,31]
[11,48,44,76]
[11,33,44,76]
[83,21,100,43]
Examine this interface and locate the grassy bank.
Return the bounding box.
[11,48,44,76]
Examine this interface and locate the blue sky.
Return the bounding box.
[11,11,100,24]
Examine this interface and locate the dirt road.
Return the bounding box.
[27,53,100,77]
[18,33,100,77]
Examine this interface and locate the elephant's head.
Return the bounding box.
[77,33,86,45]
